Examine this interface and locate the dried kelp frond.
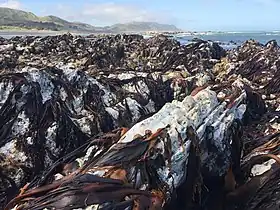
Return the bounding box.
[244,167,280,210]
[5,82,265,210]
[0,34,225,75]
[0,33,225,208]
[1,64,209,208]
[242,111,280,156]
[225,153,280,210]
[223,130,280,210]
[216,39,280,98]
[264,69,280,95]
[2,34,280,209]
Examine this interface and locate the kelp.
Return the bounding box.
[0,34,227,209]
[5,80,266,210]
[1,34,280,210]
[0,34,224,74]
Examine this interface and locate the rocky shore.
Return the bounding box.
[0,34,279,210]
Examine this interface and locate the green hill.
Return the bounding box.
[0,7,181,32]
[110,21,180,32]
[0,7,97,31]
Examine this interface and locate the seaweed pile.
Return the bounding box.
[214,39,280,210]
[0,34,224,74]
[5,84,263,210]
[0,34,225,209]
[0,34,279,210]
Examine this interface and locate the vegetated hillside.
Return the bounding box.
[0,7,97,31]
[0,7,181,32]
[109,21,181,32]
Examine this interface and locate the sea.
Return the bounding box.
[1,31,280,49]
[172,31,280,49]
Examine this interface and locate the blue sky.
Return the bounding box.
[0,0,279,31]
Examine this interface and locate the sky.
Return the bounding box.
[0,0,280,31]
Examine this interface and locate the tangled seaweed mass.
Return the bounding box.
[0,34,279,210]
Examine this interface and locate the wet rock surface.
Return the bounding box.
[0,34,279,210]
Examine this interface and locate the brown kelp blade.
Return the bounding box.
[6,173,152,210]
[225,153,280,209]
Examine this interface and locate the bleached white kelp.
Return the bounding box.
[5,78,266,209]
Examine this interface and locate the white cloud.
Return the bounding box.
[81,2,161,24]
[41,2,175,26]
[0,0,21,9]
